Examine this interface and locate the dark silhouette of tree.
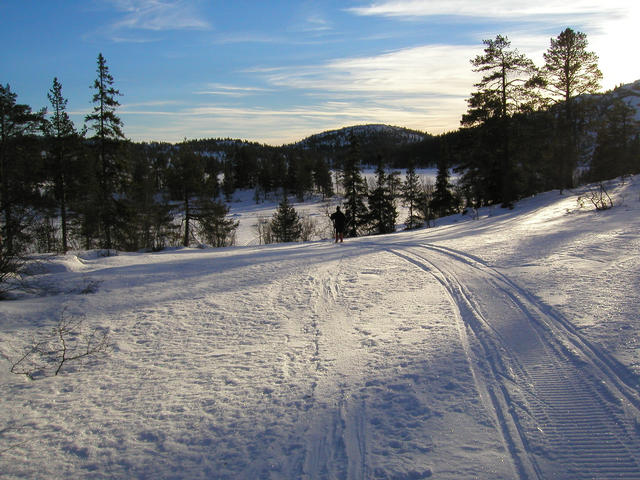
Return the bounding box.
[401,163,424,229]
[85,53,125,250]
[271,196,302,242]
[367,161,397,235]
[542,28,602,189]
[0,84,45,255]
[45,77,82,253]
[431,159,457,217]
[341,135,369,237]
[462,35,539,207]
[591,95,640,181]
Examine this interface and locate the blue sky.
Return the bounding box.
[1,1,638,145]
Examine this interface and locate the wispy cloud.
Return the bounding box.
[193,84,272,97]
[108,0,211,32]
[263,44,478,98]
[211,32,285,45]
[347,0,640,88]
[347,0,624,22]
[119,99,461,145]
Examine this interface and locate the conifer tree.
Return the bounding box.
[401,163,424,229]
[542,28,603,189]
[85,53,125,250]
[313,156,334,199]
[45,77,80,253]
[591,96,640,180]
[222,157,235,202]
[367,161,397,235]
[431,159,457,218]
[271,196,302,243]
[341,135,368,237]
[196,198,238,248]
[166,142,206,247]
[462,35,538,207]
[126,146,176,251]
[0,84,45,255]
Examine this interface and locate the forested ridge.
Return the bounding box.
[1,28,639,268]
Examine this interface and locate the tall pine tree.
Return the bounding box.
[0,84,45,255]
[431,159,457,218]
[401,163,424,230]
[341,135,368,237]
[85,53,125,250]
[542,28,602,189]
[462,35,538,207]
[367,161,397,235]
[45,77,81,253]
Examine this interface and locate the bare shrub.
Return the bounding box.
[11,309,111,379]
[254,215,274,245]
[577,183,613,211]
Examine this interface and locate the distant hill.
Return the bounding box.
[291,124,432,167]
[295,124,428,148]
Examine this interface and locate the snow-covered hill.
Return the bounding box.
[295,124,428,149]
[1,177,640,479]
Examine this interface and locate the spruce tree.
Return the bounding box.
[45,77,80,253]
[313,156,334,199]
[0,84,45,255]
[126,145,176,251]
[166,142,206,247]
[367,161,397,235]
[271,196,302,243]
[85,53,125,250]
[196,199,238,248]
[542,28,603,189]
[431,159,456,218]
[341,135,368,237]
[401,163,424,229]
[591,97,639,181]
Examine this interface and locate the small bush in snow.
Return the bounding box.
[578,183,613,211]
[10,309,111,379]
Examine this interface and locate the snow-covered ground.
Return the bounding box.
[1,176,640,479]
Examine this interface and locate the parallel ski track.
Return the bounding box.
[386,243,640,480]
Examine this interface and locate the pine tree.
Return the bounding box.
[166,142,207,247]
[313,156,334,199]
[542,28,602,189]
[462,35,538,207]
[222,157,235,202]
[0,84,45,255]
[126,145,176,251]
[591,96,640,180]
[401,163,424,229]
[271,196,302,243]
[431,159,456,217]
[341,135,369,237]
[367,161,397,235]
[196,198,238,248]
[45,77,81,253]
[85,53,125,250]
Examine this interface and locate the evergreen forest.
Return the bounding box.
[1,28,640,267]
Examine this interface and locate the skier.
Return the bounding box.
[330,206,346,243]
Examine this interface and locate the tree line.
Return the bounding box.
[0,53,341,265]
[2,27,640,267]
[440,28,640,209]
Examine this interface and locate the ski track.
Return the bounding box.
[386,242,640,480]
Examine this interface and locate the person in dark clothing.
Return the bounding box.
[330,206,346,243]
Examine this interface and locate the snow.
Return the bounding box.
[2,176,640,479]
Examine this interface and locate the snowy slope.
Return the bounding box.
[1,177,640,479]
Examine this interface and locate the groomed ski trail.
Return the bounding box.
[387,242,640,479]
[259,244,516,479]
